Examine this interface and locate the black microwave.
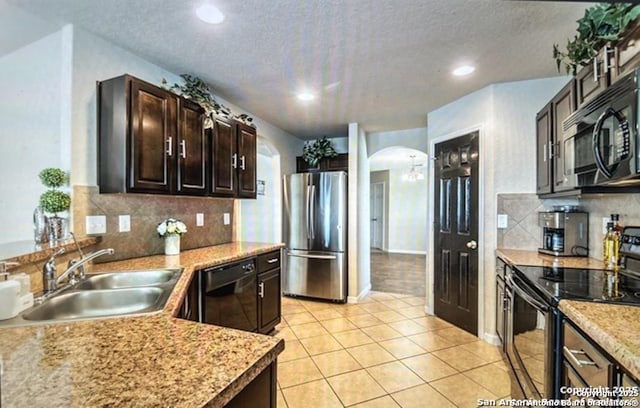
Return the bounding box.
[560,68,640,189]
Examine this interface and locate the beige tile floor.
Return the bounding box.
[274,291,511,408]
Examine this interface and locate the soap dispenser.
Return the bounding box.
[0,273,20,320]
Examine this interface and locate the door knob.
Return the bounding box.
[466,240,477,250]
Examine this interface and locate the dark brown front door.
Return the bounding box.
[433,131,479,335]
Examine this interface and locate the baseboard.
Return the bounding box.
[385,249,427,255]
[424,304,434,315]
[483,333,501,346]
[347,284,371,304]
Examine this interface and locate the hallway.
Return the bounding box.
[370,250,426,297]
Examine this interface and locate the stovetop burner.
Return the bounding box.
[515,265,640,306]
[513,226,640,306]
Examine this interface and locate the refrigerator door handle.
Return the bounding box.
[287,251,337,260]
[309,185,316,239]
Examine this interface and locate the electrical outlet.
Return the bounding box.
[602,217,610,234]
[86,215,107,235]
[119,215,131,232]
[223,213,230,225]
[196,213,204,226]
[497,214,508,229]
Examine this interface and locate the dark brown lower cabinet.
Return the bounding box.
[225,361,277,408]
[258,268,281,334]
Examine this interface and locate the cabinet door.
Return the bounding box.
[552,80,577,192]
[258,268,281,334]
[324,153,349,172]
[129,79,177,193]
[576,53,608,108]
[536,103,553,195]
[211,116,237,196]
[612,21,640,84]
[237,123,257,198]
[177,99,207,195]
[496,275,505,346]
[178,272,200,322]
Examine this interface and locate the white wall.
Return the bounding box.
[0,19,303,245]
[387,168,427,254]
[367,127,429,157]
[348,123,371,302]
[426,76,571,342]
[237,140,281,243]
[0,29,70,244]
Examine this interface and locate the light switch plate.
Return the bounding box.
[86,215,107,235]
[223,213,230,225]
[118,215,131,232]
[196,213,204,226]
[497,214,508,229]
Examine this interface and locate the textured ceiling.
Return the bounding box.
[9,0,590,139]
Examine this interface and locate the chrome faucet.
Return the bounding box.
[42,248,66,293]
[55,248,115,287]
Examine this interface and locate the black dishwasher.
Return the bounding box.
[201,259,258,332]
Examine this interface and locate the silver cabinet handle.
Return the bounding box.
[593,56,599,82]
[166,137,173,156]
[603,45,613,74]
[180,140,186,159]
[466,240,477,250]
[232,153,238,169]
[563,346,598,368]
[240,155,246,170]
[267,258,278,264]
[548,141,554,160]
[258,281,265,298]
[543,144,547,163]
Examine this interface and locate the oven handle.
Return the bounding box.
[592,107,630,179]
[507,274,549,313]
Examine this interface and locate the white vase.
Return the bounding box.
[164,235,180,255]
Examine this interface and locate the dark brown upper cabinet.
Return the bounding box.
[210,117,257,198]
[296,153,349,173]
[535,102,553,195]
[98,75,206,196]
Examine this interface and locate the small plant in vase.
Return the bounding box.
[38,168,71,242]
[302,136,339,167]
[157,218,187,255]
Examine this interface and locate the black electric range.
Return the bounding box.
[514,225,640,307]
[513,265,640,306]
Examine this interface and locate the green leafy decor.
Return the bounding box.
[38,168,71,216]
[162,74,235,126]
[302,137,339,167]
[553,3,640,75]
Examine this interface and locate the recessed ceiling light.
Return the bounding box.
[452,65,475,76]
[297,92,315,101]
[196,3,225,24]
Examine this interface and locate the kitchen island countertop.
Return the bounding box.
[0,242,285,407]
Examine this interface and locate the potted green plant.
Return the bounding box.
[553,3,640,75]
[38,168,71,242]
[302,137,339,167]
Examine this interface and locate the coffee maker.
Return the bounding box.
[538,210,589,257]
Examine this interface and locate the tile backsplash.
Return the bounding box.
[73,186,235,261]
[497,193,640,260]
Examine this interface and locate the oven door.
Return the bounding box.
[506,273,553,399]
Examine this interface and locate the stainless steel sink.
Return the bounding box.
[0,268,183,327]
[22,287,165,321]
[75,269,181,290]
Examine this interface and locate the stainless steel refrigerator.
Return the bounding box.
[282,171,347,302]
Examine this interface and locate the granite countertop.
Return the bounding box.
[496,248,606,269]
[0,242,285,407]
[559,300,640,381]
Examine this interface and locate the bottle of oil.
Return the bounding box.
[603,222,620,270]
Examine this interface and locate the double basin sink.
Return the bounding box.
[3,269,182,327]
